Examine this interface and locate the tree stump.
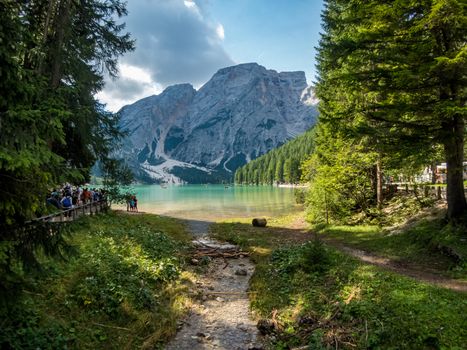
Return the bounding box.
[252,218,267,227]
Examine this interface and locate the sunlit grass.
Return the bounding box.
[210,213,467,349]
[315,219,467,280]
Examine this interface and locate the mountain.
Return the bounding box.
[118,63,318,184]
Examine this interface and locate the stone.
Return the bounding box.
[237,323,248,331]
[235,268,248,276]
[257,319,275,335]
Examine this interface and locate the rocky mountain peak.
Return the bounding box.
[117,63,318,184]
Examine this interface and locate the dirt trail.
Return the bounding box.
[280,217,467,292]
[166,220,262,350]
[324,238,467,292]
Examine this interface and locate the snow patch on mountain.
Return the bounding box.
[141,159,213,184]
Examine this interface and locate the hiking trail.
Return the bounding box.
[166,220,263,350]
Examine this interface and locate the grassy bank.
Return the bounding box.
[1,211,194,349]
[315,220,467,280]
[211,215,467,349]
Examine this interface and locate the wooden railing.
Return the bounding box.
[383,184,467,200]
[29,200,109,224]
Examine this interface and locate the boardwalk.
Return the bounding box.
[28,200,109,224]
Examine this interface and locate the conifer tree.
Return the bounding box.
[316,0,467,220]
[0,0,134,273]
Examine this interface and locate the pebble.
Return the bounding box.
[215,297,224,302]
[237,323,248,332]
[235,268,248,276]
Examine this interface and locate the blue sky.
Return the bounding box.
[208,0,323,82]
[97,0,325,111]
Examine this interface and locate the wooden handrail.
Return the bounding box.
[27,199,109,224]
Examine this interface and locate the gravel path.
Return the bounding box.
[166,221,262,350]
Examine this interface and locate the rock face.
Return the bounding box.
[118,63,318,184]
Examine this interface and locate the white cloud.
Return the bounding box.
[97,0,234,112]
[216,23,225,40]
[96,64,163,112]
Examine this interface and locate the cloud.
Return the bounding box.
[216,23,225,40]
[96,64,163,112]
[98,0,234,112]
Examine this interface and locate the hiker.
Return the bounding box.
[60,195,73,217]
[133,196,138,212]
[46,195,61,209]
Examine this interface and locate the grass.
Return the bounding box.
[310,193,467,280]
[315,220,467,281]
[0,211,195,350]
[211,215,467,349]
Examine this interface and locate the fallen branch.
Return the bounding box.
[193,240,221,251]
[207,291,257,295]
[192,251,249,259]
[92,322,131,331]
[223,258,229,269]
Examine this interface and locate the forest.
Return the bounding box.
[235,128,315,185]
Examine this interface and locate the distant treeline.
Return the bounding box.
[235,128,315,184]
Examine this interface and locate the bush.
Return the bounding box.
[271,239,331,275]
[294,188,308,204]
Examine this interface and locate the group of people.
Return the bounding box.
[126,195,138,212]
[46,184,105,210]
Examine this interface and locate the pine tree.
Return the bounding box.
[316,0,467,220]
[0,0,134,274]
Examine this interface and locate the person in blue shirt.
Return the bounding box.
[60,195,73,209]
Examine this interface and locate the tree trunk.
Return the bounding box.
[50,0,70,88]
[431,162,437,184]
[444,115,466,220]
[376,158,383,210]
[37,0,57,74]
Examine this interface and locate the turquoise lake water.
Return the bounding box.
[124,184,301,220]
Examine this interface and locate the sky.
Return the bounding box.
[97,0,325,112]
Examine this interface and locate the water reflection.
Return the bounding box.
[122,184,300,220]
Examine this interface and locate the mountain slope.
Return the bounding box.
[118,63,318,183]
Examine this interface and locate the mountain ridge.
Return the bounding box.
[118,63,318,183]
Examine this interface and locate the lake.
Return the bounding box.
[124,184,301,220]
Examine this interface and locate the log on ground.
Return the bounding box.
[252,218,267,227]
